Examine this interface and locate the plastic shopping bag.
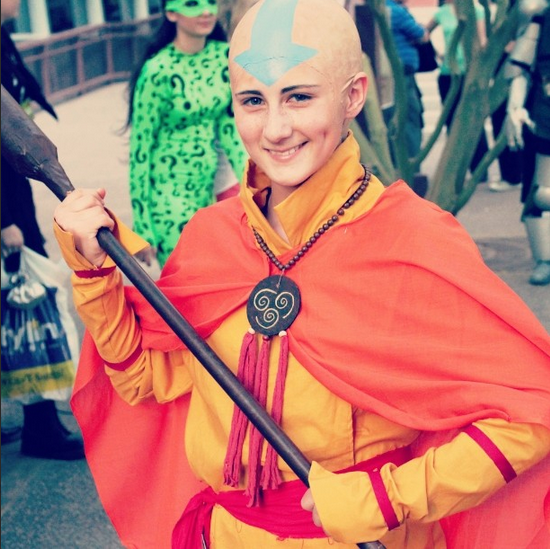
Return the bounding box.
[1,247,80,403]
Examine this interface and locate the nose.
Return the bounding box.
[263,106,292,142]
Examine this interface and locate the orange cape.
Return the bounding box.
[72,182,550,548]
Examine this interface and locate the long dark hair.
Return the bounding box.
[124,5,227,130]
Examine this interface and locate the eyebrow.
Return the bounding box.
[235,84,320,97]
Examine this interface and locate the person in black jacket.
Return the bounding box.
[1,0,84,460]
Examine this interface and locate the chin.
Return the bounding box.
[265,166,316,189]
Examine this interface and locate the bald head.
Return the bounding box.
[230,0,363,88]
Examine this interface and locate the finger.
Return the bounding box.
[312,507,322,528]
[55,199,115,233]
[66,194,107,214]
[2,249,19,259]
[62,188,107,209]
[300,489,314,511]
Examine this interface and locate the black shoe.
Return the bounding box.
[1,426,22,444]
[21,400,85,461]
[21,428,85,460]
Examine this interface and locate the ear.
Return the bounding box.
[165,10,178,23]
[344,72,368,120]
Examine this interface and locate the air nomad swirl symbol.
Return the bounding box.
[253,287,295,330]
[246,276,301,337]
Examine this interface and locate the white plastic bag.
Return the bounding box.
[1,247,80,403]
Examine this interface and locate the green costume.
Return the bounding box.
[129,40,247,266]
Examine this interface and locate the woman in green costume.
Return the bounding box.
[126,0,247,267]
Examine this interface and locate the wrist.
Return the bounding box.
[74,266,116,278]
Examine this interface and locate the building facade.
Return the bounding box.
[11,0,162,36]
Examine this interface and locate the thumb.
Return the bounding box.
[301,489,315,511]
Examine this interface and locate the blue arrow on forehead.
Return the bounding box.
[234,0,318,86]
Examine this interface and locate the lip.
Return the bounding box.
[266,143,306,159]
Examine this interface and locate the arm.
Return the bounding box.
[1,162,25,254]
[425,16,438,35]
[476,13,487,48]
[303,419,550,543]
[504,17,540,149]
[216,104,248,182]
[53,189,193,404]
[398,8,427,44]
[128,64,164,248]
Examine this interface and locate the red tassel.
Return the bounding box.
[224,329,290,503]
[245,336,271,506]
[261,331,289,490]
[223,329,257,487]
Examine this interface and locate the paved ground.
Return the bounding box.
[1,74,549,549]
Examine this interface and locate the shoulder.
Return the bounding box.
[206,40,230,57]
[365,181,481,263]
[375,181,462,232]
[434,4,448,21]
[389,2,407,20]
[186,197,243,231]
[140,45,173,76]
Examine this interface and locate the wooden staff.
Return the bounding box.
[1,85,385,549]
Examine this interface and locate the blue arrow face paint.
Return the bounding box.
[234,0,318,87]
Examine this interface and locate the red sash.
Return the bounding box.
[172,446,411,548]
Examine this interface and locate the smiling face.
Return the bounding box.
[229,0,367,196]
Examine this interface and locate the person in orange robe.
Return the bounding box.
[52,0,550,548]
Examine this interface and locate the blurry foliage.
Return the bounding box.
[363,0,519,213]
[218,0,519,214]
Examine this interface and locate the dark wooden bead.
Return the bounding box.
[251,166,370,273]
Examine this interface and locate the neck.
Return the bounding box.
[173,33,207,54]
[265,188,291,242]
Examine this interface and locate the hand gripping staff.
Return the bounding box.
[1,85,386,549]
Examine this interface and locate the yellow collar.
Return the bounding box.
[241,132,384,254]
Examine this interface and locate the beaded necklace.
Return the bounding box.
[246,164,371,336]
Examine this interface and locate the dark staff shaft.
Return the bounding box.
[0,85,385,549]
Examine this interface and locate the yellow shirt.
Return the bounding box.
[55,136,550,547]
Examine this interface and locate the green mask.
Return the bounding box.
[165,0,218,17]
